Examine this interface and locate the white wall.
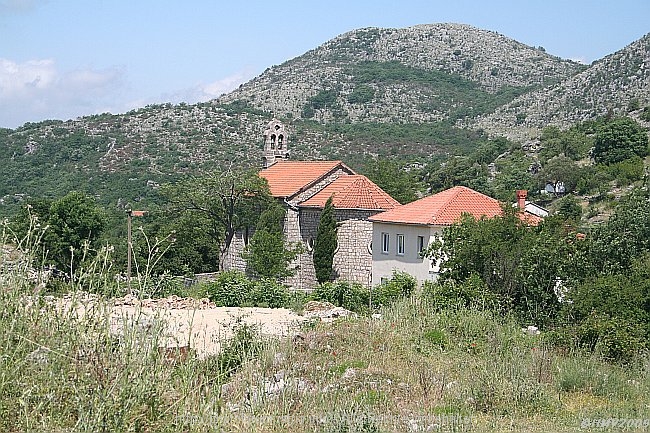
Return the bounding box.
[371,222,442,285]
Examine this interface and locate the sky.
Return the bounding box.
[1,0,648,129]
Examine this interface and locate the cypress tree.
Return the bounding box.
[313,196,338,284]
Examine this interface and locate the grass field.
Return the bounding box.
[2,263,649,433]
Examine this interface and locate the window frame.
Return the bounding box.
[417,235,425,255]
[397,233,405,256]
[381,232,390,254]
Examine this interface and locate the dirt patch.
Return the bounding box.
[56,293,308,358]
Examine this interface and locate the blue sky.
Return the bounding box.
[1,0,648,129]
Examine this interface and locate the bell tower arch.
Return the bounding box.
[262,119,289,168]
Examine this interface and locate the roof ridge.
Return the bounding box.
[432,185,465,223]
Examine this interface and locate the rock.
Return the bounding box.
[304,305,356,322]
[522,325,540,335]
[302,300,336,313]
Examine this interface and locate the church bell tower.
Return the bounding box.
[262,119,289,168]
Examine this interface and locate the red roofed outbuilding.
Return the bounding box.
[369,186,543,285]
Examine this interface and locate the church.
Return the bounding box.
[227,119,400,290]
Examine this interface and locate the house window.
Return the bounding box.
[417,236,425,255]
[397,234,405,256]
[381,233,389,254]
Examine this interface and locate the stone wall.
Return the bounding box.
[332,209,376,286]
[221,230,249,273]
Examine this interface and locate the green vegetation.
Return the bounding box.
[12,191,105,274]
[160,168,272,270]
[242,202,302,280]
[425,183,650,362]
[346,61,534,120]
[310,271,417,313]
[592,116,649,165]
[313,196,338,284]
[205,270,292,308]
[360,158,421,204]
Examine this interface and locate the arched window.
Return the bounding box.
[270,134,276,149]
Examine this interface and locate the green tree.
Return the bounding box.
[14,191,105,273]
[424,210,587,325]
[149,210,221,275]
[242,201,301,280]
[553,194,583,222]
[538,155,582,193]
[313,196,338,284]
[161,167,271,270]
[362,158,420,204]
[592,116,649,164]
[587,186,650,274]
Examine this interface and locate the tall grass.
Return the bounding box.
[1,218,649,431]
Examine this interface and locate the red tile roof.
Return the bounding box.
[259,160,353,198]
[300,175,401,210]
[369,186,507,226]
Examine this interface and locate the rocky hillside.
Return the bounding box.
[472,33,650,141]
[0,23,648,213]
[220,23,585,123]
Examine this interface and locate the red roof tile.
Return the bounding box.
[259,160,353,198]
[369,186,505,225]
[300,175,401,210]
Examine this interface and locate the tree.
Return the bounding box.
[149,210,221,275]
[592,116,649,164]
[538,155,583,193]
[554,194,583,222]
[161,167,271,271]
[14,191,105,273]
[587,186,650,274]
[313,196,338,284]
[362,158,420,204]
[242,202,302,280]
[424,209,587,325]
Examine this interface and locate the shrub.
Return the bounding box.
[311,281,369,312]
[576,314,646,363]
[372,270,417,307]
[206,270,254,307]
[252,278,290,308]
[423,273,499,312]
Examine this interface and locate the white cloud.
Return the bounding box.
[0,60,258,129]
[0,57,125,128]
[160,68,256,105]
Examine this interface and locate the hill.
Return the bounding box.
[0,23,647,218]
[220,23,585,123]
[472,32,650,141]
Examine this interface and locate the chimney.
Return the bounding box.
[516,190,527,210]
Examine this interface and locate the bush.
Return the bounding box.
[372,271,417,307]
[252,278,290,308]
[423,273,499,312]
[206,270,255,307]
[311,281,370,313]
[576,314,646,363]
[206,271,294,308]
[606,156,644,186]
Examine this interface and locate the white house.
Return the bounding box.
[369,186,542,285]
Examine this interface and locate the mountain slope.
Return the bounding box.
[0,23,647,216]
[472,33,650,140]
[220,23,585,123]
